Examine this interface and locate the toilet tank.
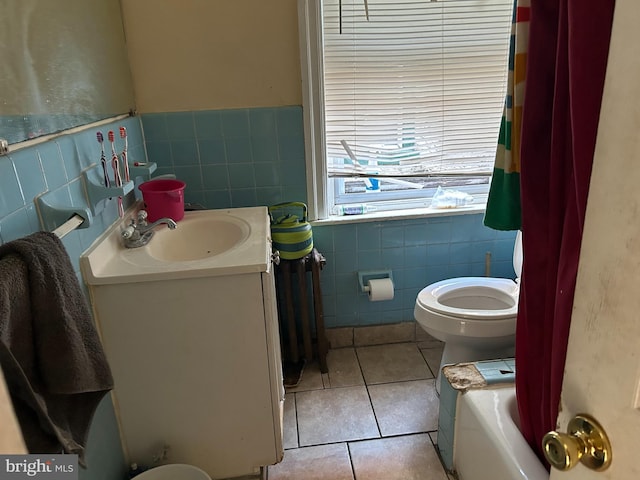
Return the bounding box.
[513,231,523,280]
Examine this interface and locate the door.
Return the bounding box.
[549,1,640,478]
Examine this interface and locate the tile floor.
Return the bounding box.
[267,339,455,480]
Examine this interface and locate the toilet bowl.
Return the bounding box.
[414,231,522,391]
[133,464,211,480]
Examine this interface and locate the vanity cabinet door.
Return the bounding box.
[92,271,283,478]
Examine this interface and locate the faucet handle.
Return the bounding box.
[122,225,136,239]
[137,210,148,222]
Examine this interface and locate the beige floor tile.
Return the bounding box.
[267,443,354,480]
[283,393,298,449]
[349,434,449,480]
[296,386,379,446]
[368,380,439,436]
[356,343,433,384]
[286,361,325,393]
[326,348,364,388]
[415,325,445,349]
[325,327,354,348]
[420,346,444,378]
[353,322,415,346]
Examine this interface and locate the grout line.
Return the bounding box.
[419,344,445,376]
[346,442,357,480]
[354,347,383,438]
[366,377,437,389]
[418,347,440,379]
[291,392,300,450]
[348,430,438,446]
[283,429,442,452]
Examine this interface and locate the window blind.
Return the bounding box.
[322,0,513,178]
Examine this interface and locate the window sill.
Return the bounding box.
[311,200,487,226]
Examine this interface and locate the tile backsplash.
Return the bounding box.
[141,106,307,210]
[312,214,516,328]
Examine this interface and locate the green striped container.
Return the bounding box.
[269,202,313,260]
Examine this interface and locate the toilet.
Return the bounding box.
[133,464,211,480]
[414,231,522,391]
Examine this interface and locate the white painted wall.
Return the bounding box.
[120,0,302,113]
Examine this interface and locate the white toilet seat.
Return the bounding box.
[416,277,519,321]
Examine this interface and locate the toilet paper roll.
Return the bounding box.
[367,278,394,301]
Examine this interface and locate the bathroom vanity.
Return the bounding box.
[81,207,284,479]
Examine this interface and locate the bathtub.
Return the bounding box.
[453,386,548,480]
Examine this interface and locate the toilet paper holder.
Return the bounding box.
[358,270,394,293]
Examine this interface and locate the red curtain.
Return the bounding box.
[516,0,616,467]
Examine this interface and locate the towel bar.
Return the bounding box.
[52,214,86,238]
[35,192,93,234]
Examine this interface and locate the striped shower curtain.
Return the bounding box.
[483,0,530,231]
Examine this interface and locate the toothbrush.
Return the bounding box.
[108,130,124,218]
[96,132,110,188]
[119,126,131,183]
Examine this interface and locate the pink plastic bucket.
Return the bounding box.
[139,179,186,222]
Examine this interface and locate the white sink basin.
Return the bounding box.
[81,207,271,284]
[147,215,250,262]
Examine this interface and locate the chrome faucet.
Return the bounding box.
[122,210,177,248]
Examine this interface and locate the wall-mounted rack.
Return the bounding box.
[128,161,157,181]
[82,165,134,214]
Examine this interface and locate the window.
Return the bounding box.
[299,0,513,219]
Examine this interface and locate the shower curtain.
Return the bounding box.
[484,0,529,231]
[515,0,616,466]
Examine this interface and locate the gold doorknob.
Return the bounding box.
[542,414,612,471]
